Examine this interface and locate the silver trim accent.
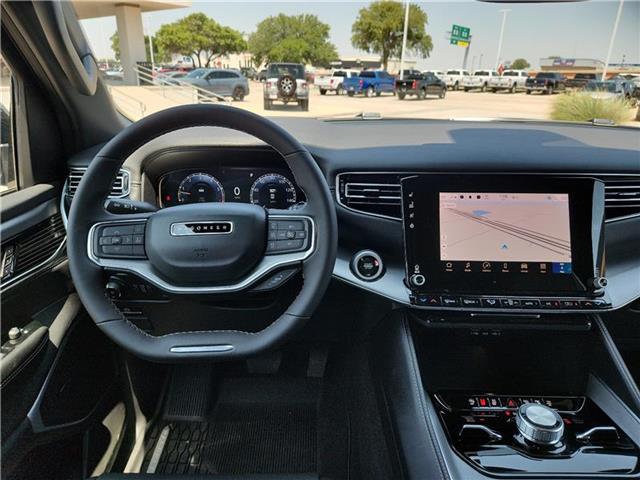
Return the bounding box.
[516,403,564,445]
[170,221,233,236]
[459,424,503,442]
[170,345,234,353]
[335,171,640,223]
[575,426,618,442]
[87,215,315,294]
[66,167,131,199]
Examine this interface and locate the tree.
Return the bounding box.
[248,14,338,67]
[351,1,433,71]
[154,13,246,68]
[511,58,530,70]
[110,32,168,62]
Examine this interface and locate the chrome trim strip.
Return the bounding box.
[67,167,131,199]
[87,215,315,294]
[335,171,640,223]
[170,345,234,353]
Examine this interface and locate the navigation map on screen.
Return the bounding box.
[439,193,572,268]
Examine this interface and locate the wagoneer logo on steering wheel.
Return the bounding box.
[170,221,234,236]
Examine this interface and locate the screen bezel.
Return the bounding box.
[402,175,603,296]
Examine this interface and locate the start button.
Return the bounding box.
[350,250,384,282]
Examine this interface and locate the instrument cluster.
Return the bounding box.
[158,167,304,209]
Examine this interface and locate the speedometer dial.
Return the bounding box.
[250,173,297,209]
[177,173,225,204]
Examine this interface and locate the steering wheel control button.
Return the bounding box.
[350,250,384,282]
[265,218,311,255]
[516,403,565,446]
[95,222,147,259]
[251,268,299,292]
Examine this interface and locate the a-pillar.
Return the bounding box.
[115,4,146,85]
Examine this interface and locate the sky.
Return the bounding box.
[80,0,640,70]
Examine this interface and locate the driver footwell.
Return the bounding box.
[138,349,332,477]
[141,376,318,475]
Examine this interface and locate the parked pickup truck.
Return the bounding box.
[441,69,470,90]
[344,70,396,97]
[566,73,600,90]
[462,70,499,92]
[525,72,567,94]
[488,70,529,93]
[315,70,357,95]
[396,72,446,100]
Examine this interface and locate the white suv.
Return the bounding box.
[488,70,530,93]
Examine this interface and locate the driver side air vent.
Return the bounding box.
[603,176,640,221]
[337,173,403,220]
[66,168,130,199]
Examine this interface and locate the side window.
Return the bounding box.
[0,56,16,195]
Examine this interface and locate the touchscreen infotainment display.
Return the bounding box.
[401,175,605,296]
[439,192,572,275]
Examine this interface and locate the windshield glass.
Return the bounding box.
[267,64,304,79]
[79,1,639,127]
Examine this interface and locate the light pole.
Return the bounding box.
[602,0,624,80]
[495,9,511,70]
[145,16,155,71]
[399,0,410,79]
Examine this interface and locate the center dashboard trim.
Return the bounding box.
[335,171,640,224]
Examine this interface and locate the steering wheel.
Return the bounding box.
[67,104,337,362]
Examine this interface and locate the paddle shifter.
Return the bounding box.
[515,403,565,446]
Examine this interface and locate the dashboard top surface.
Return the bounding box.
[68,118,640,176]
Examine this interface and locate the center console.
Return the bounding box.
[402,175,609,312]
[436,392,639,475]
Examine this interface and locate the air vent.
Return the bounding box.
[66,168,130,199]
[337,173,403,219]
[1,214,66,285]
[603,176,640,221]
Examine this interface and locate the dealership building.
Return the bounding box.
[539,57,640,78]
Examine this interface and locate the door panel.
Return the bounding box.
[1,189,120,480]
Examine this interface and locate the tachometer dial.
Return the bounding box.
[177,173,225,204]
[250,173,297,209]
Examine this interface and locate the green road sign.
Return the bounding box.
[450,24,471,46]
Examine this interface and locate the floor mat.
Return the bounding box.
[141,376,319,475]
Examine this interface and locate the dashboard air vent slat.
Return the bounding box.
[602,177,640,220]
[66,168,130,199]
[337,173,403,219]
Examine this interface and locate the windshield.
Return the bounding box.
[79,1,639,127]
[267,64,304,79]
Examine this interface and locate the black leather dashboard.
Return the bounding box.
[64,118,640,313]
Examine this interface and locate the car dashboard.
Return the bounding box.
[62,118,640,315]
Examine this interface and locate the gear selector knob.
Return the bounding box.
[516,403,564,446]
